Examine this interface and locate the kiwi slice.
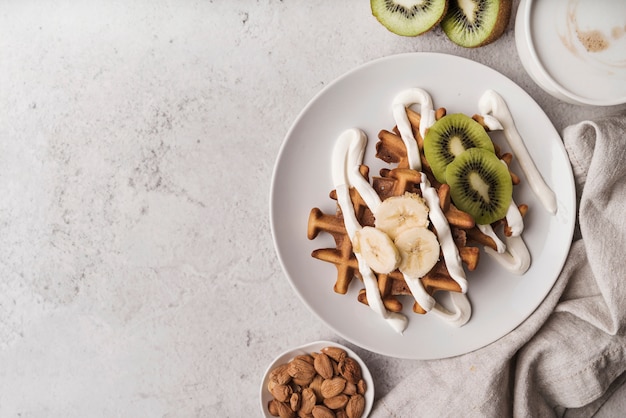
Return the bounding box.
[423,113,495,184]
[371,0,448,37]
[440,0,512,48]
[446,147,512,225]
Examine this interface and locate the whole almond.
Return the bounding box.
[294,354,315,365]
[300,387,316,414]
[290,392,301,412]
[270,363,293,385]
[321,346,347,363]
[323,394,349,410]
[320,377,346,399]
[309,374,324,400]
[268,399,279,417]
[342,381,357,396]
[338,358,362,384]
[271,384,293,403]
[288,358,316,384]
[356,379,367,395]
[346,394,365,418]
[311,405,335,418]
[276,400,296,418]
[313,353,334,380]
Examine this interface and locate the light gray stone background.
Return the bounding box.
[1,1,624,416]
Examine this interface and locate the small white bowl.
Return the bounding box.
[515,0,626,106]
[259,340,375,417]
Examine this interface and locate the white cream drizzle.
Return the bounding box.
[332,128,408,334]
[402,273,436,312]
[390,88,471,324]
[429,292,472,327]
[479,114,504,131]
[474,104,532,273]
[478,90,558,214]
[347,133,382,212]
[484,235,531,275]
[477,224,506,254]
[391,89,468,294]
[419,173,468,293]
[391,88,435,171]
[505,198,524,237]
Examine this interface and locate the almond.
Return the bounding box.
[320,377,346,399]
[288,358,316,384]
[309,374,324,400]
[342,381,357,396]
[311,405,335,418]
[323,394,349,410]
[356,379,367,395]
[268,399,280,417]
[345,394,365,418]
[270,363,293,385]
[299,387,316,414]
[338,357,362,384]
[275,401,296,418]
[294,354,315,365]
[321,346,347,363]
[290,392,301,412]
[271,384,293,403]
[313,353,334,380]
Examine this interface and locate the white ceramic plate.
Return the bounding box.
[259,340,374,417]
[270,53,576,360]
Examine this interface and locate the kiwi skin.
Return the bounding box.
[371,0,449,37]
[441,0,512,48]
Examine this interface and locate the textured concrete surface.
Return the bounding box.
[0,1,624,416]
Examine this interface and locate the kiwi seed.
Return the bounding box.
[445,147,512,225]
[371,0,448,37]
[440,0,512,48]
[423,113,495,184]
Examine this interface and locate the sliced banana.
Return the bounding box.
[353,226,400,274]
[395,227,440,278]
[374,192,429,240]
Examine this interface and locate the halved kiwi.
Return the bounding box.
[440,0,512,48]
[446,147,512,225]
[423,113,495,184]
[371,0,448,37]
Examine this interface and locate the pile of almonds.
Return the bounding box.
[266,346,367,418]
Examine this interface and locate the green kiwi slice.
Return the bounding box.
[423,113,495,184]
[440,0,512,48]
[371,0,448,37]
[446,147,512,225]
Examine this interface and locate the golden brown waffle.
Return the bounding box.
[307,105,526,315]
[307,166,481,314]
[307,166,375,295]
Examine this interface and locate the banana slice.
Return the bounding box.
[395,227,440,278]
[375,192,429,239]
[353,226,400,274]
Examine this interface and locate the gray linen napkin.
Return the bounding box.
[371,114,626,418]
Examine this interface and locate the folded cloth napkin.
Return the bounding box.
[371,113,626,418]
